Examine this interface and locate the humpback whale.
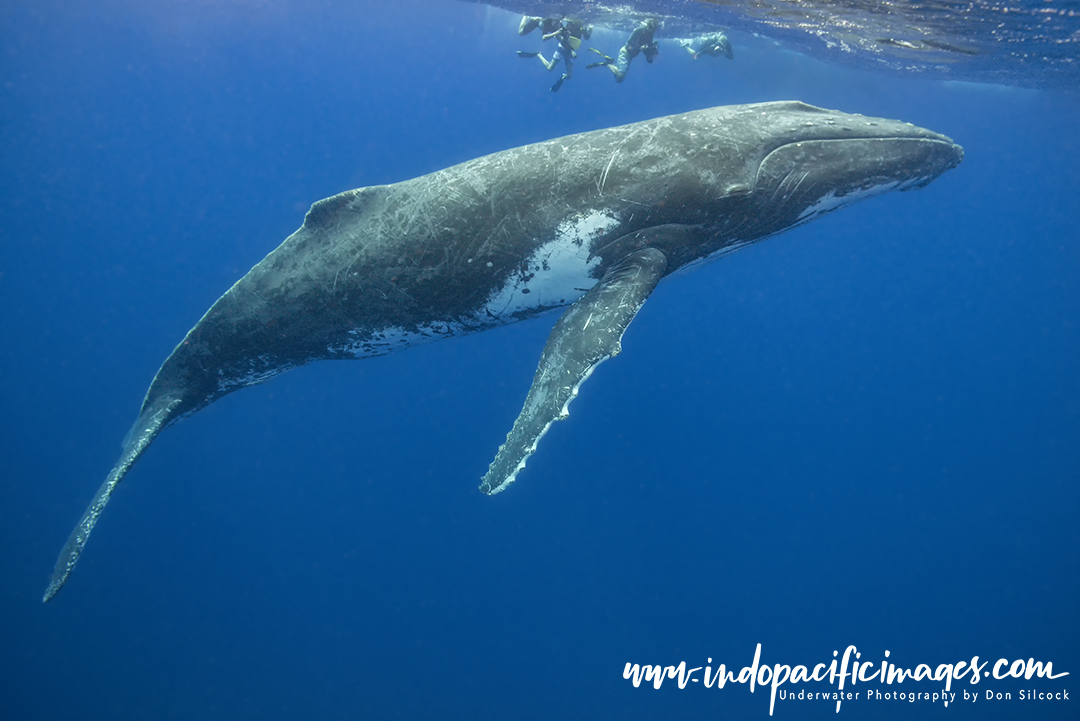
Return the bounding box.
[44,101,962,601]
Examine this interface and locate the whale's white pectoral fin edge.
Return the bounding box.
[480,246,668,495]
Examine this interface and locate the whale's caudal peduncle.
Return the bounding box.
[44,102,962,601]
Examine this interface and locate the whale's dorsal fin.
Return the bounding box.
[302,186,387,232]
[480,245,667,495]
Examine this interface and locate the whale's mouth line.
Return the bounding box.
[767,134,958,155]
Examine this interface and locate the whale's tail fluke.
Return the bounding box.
[43,395,182,602]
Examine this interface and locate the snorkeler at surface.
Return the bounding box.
[586,18,661,83]
[517,15,561,38]
[517,16,593,92]
[678,31,734,60]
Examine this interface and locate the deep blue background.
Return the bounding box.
[1,1,1077,719]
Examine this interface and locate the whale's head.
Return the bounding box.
[740,101,963,231]
[607,102,963,272]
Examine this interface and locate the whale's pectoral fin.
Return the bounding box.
[43,395,182,602]
[480,247,668,495]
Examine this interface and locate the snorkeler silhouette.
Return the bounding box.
[517,16,593,92]
[586,18,661,83]
[678,32,734,60]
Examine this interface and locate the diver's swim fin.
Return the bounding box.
[586,48,613,68]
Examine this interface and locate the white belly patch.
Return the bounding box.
[333,210,621,360]
[483,210,616,317]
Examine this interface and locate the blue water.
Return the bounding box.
[1,1,1077,719]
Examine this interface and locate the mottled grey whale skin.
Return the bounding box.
[44,101,962,601]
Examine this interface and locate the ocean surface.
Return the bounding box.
[1,1,1077,719]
